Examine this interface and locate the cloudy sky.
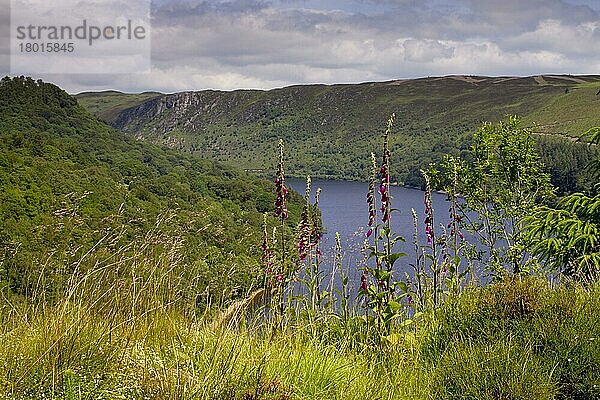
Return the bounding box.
[2,0,600,93]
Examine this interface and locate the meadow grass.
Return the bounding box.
[2,246,600,400]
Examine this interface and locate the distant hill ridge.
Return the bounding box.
[77,74,600,191]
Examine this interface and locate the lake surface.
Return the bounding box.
[286,178,451,293]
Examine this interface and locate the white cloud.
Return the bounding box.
[507,19,600,56]
[2,0,599,91]
[402,39,454,62]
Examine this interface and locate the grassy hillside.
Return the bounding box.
[2,276,599,399]
[0,76,301,307]
[75,90,162,124]
[521,77,600,135]
[77,75,600,191]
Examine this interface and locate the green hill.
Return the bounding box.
[0,76,300,306]
[75,90,162,123]
[77,75,600,192]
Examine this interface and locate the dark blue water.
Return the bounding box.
[287,178,451,293]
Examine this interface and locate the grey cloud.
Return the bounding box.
[152,0,270,25]
[464,0,598,24]
[262,9,342,33]
[4,0,600,92]
[344,0,599,41]
[143,0,600,91]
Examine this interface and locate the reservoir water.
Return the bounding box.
[286,178,452,294]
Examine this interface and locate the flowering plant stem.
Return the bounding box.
[274,139,289,320]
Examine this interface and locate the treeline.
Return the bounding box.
[536,134,598,195]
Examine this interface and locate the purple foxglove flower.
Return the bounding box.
[366,152,378,229]
[379,132,392,225]
[274,140,288,220]
[310,188,322,253]
[360,273,368,292]
[297,178,312,261]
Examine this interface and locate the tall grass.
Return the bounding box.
[0,235,430,399]
[2,232,600,400]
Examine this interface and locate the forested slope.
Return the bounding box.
[0,76,300,305]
